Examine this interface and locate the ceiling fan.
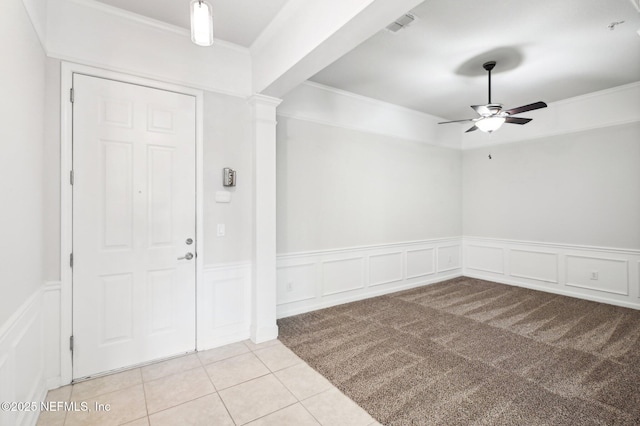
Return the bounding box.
[438,61,547,133]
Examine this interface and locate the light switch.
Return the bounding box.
[215,191,231,203]
[217,224,225,237]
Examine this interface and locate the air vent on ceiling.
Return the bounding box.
[385,13,415,33]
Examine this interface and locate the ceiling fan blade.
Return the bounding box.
[471,105,491,116]
[505,117,532,125]
[438,118,475,124]
[465,125,478,133]
[505,101,547,116]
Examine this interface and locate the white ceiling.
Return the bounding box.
[92,0,640,121]
[310,0,640,120]
[92,0,289,47]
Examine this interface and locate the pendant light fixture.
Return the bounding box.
[190,0,213,47]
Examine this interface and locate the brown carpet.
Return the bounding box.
[278,277,640,425]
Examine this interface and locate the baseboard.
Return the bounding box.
[463,237,640,309]
[0,285,53,426]
[250,324,280,343]
[276,238,463,318]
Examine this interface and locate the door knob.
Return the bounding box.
[178,252,194,260]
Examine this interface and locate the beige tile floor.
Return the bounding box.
[37,339,381,426]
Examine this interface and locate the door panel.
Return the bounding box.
[72,74,196,379]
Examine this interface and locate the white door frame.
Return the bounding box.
[59,62,205,384]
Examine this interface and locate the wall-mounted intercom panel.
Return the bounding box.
[223,168,236,187]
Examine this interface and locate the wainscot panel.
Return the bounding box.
[463,237,640,310]
[199,263,252,350]
[510,249,559,284]
[0,286,52,426]
[276,238,463,318]
[566,255,628,296]
[406,248,435,279]
[437,245,462,273]
[369,252,403,287]
[466,245,504,274]
[322,257,365,296]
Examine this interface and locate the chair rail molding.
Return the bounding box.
[0,281,62,426]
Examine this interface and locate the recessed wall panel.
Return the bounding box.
[277,263,316,304]
[438,245,461,272]
[13,315,41,403]
[510,249,558,283]
[322,257,364,296]
[566,255,628,295]
[369,252,403,286]
[406,248,435,279]
[466,245,504,274]
[204,277,245,328]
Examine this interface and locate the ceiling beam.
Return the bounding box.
[250,0,424,98]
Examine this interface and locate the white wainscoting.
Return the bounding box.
[463,237,640,309]
[0,282,62,426]
[276,238,463,318]
[42,282,62,390]
[198,263,252,350]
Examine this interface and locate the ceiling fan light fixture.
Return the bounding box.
[476,116,506,133]
[438,60,547,133]
[190,0,213,47]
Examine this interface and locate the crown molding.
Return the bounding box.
[63,0,250,55]
[302,80,448,123]
[549,80,640,107]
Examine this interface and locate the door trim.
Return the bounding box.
[60,62,205,384]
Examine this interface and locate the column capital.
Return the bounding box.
[247,94,283,108]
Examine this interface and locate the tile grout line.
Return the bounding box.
[270,366,325,425]
[197,347,239,426]
[139,367,151,425]
[201,351,241,426]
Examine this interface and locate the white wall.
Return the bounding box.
[33,0,259,393]
[43,58,61,281]
[0,0,49,424]
[203,92,254,265]
[275,80,640,315]
[279,82,461,149]
[46,0,252,98]
[463,122,640,250]
[275,85,463,316]
[0,0,46,325]
[276,116,462,254]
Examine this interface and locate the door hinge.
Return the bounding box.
[70,88,74,103]
[69,336,74,351]
[70,253,73,268]
[70,170,74,185]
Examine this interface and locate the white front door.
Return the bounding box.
[72,74,197,379]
